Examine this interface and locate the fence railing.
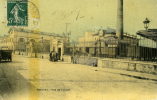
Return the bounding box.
[64,38,157,62]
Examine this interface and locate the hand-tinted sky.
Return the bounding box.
[0,0,157,40]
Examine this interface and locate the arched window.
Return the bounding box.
[18,38,25,42]
[30,39,35,43]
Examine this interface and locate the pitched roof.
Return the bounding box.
[8,28,64,37]
[136,29,157,41]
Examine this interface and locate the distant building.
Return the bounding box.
[0,28,67,59]
[135,29,157,61]
[77,28,139,57]
[137,29,157,48]
[0,35,14,50]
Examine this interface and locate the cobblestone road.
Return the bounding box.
[0,55,157,100]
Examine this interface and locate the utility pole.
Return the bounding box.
[65,23,71,43]
[65,23,70,34]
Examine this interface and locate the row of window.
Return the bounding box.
[0,38,13,43]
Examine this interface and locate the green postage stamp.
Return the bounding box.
[7,0,28,26]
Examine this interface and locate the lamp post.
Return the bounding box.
[99,38,102,57]
[143,18,150,30]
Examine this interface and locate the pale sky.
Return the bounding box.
[0,0,157,40]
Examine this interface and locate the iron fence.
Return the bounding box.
[64,37,157,62]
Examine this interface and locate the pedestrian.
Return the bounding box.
[53,51,56,62]
[55,52,58,62]
[71,56,74,63]
[49,51,52,61]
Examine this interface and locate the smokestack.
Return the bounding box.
[116,0,123,39]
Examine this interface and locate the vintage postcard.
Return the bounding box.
[0,0,157,100]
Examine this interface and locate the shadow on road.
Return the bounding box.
[120,73,157,82]
[0,64,36,99]
[0,60,23,64]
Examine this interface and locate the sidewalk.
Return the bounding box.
[98,67,157,81]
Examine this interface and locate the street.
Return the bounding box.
[0,55,157,100]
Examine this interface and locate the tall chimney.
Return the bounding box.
[116,0,123,39]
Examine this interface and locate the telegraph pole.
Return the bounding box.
[65,23,71,42]
[65,23,70,34]
[65,23,71,43]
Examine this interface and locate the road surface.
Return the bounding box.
[0,55,157,100]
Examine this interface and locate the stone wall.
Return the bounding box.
[76,56,98,66]
[63,55,98,66]
[63,55,71,62]
[98,58,157,74]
